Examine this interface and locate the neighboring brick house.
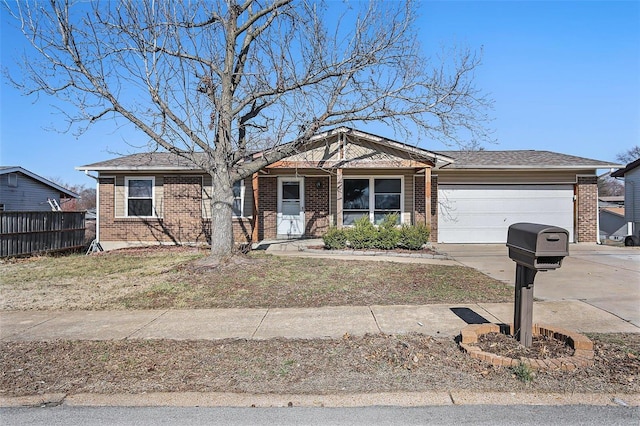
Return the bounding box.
[77,127,619,250]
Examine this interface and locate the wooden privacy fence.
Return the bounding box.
[0,211,86,258]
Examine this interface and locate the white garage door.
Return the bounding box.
[438,184,574,243]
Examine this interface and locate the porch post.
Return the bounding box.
[251,173,259,242]
[424,167,432,227]
[336,168,344,229]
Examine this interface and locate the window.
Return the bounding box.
[232,180,244,217]
[343,177,402,225]
[8,173,18,187]
[344,179,369,225]
[126,177,154,217]
[373,178,402,223]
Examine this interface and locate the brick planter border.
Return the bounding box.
[459,323,594,371]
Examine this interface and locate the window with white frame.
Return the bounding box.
[125,177,154,217]
[343,177,402,225]
[232,180,244,217]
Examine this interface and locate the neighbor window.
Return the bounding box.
[232,180,244,217]
[7,173,17,187]
[125,177,154,217]
[343,177,402,225]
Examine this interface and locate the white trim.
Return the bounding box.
[436,179,579,185]
[277,177,305,237]
[124,176,157,218]
[95,177,100,242]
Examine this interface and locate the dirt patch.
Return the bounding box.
[1,333,638,397]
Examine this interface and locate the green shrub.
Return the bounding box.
[321,215,430,251]
[322,227,348,250]
[399,223,430,250]
[511,362,535,383]
[376,213,401,249]
[346,215,378,249]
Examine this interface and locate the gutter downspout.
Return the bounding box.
[84,170,99,243]
[628,180,636,238]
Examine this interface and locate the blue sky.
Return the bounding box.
[1,0,638,187]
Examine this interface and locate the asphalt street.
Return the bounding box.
[1,405,638,426]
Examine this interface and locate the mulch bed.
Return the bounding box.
[477,332,575,359]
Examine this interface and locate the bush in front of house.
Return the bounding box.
[399,223,431,250]
[375,213,401,249]
[346,215,379,249]
[322,226,348,250]
[321,215,430,251]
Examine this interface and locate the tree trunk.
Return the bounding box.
[209,172,235,259]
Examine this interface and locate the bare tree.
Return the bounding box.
[5,0,493,260]
[616,146,640,164]
[48,178,98,211]
[598,174,624,197]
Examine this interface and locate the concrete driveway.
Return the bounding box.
[435,243,640,328]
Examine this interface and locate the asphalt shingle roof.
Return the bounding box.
[78,152,205,171]
[435,150,620,169]
[78,149,620,172]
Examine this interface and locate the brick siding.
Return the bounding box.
[258,176,277,240]
[430,175,438,243]
[576,175,598,242]
[163,176,208,244]
[98,177,173,245]
[414,177,425,224]
[99,175,253,246]
[304,177,330,237]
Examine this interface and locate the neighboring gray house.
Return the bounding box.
[599,207,627,241]
[0,166,79,211]
[612,158,640,246]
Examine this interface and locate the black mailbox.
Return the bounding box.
[506,222,570,347]
[506,223,569,271]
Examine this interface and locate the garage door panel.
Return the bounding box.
[438,185,574,243]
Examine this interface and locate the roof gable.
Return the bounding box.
[267,127,451,169]
[0,166,79,198]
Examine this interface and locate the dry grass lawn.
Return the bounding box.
[0,246,512,311]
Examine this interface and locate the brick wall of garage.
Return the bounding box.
[414,174,438,243]
[577,175,598,242]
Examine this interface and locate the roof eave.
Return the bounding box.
[76,165,200,172]
[437,164,621,171]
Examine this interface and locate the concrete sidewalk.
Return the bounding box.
[2,300,637,342]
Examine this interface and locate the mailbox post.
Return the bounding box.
[506,223,569,347]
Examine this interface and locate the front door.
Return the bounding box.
[277,178,305,237]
